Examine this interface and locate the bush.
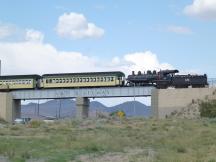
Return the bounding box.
[200,100,216,118]
[28,120,44,128]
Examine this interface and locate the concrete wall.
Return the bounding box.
[0,92,21,122]
[151,88,216,119]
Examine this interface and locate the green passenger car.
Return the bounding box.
[0,75,41,90]
[41,71,125,88]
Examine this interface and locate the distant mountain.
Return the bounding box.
[21,99,151,119]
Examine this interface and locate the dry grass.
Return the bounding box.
[1,118,216,162]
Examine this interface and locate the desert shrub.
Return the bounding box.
[0,117,7,124]
[10,125,20,131]
[200,100,216,118]
[28,120,44,128]
[176,146,187,153]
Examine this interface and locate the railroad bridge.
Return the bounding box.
[1,86,216,123]
[0,86,153,122]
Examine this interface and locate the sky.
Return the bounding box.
[0,0,216,106]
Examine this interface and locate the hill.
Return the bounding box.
[21,99,151,119]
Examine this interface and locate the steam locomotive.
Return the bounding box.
[127,69,208,89]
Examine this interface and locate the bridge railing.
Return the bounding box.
[208,78,216,87]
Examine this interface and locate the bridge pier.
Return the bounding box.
[0,92,21,123]
[76,97,89,119]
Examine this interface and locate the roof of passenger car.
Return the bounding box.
[42,71,125,77]
[0,75,41,80]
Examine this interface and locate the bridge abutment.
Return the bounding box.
[0,92,21,123]
[76,97,89,119]
[151,88,216,119]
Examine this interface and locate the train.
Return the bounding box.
[127,70,208,89]
[0,70,208,91]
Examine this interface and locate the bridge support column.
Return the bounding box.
[0,92,21,123]
[76,97,89,119]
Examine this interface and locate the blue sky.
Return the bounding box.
[0,0,216,77]
[0,0,215,106]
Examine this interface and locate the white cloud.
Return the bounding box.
[0,42,97,75]
[122,51,173,75]
[25,29,44,43]
[184,0,216,20]
[0,24,15,39]
[0,28,173,76]
[0,40,173,77]
[167,25,192,34]
[56,12,104,39]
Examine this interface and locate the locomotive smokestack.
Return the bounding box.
[138,71,141,75]
[132,71,135,75]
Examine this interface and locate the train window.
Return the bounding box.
[62,79,65,83]
[76,78,79,82]
[66,78,69,83]
[111,77,114,81]
[72,78,76,83]
[107,77,110,82]
[69,78,72,83]
[46,79,49,83]
[83,78,86,82]
[59,79,62,83]
[86,78,89,82]
[97,77,100,82]
[56,79,59,83]
[92,78,95,82]
[80,78,82,82]
[100,77,103,82]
